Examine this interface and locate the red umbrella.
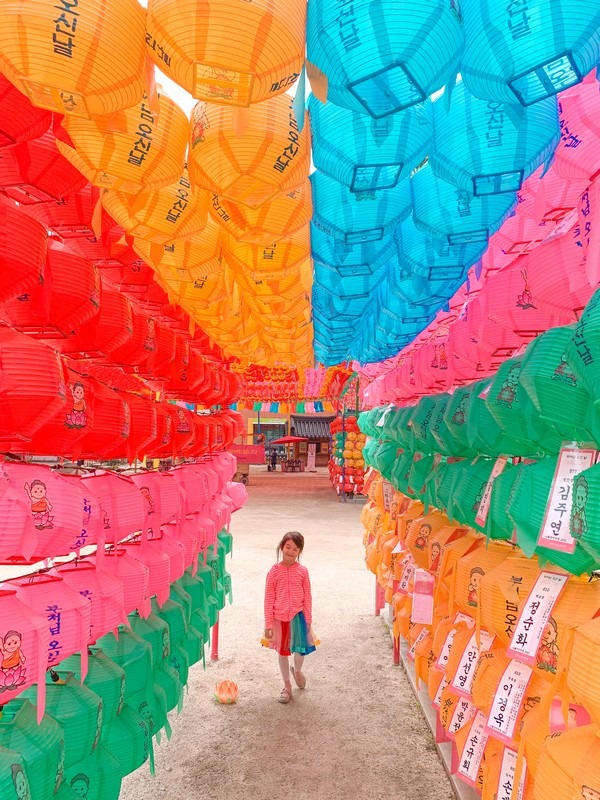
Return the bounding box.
[269,435,308,444]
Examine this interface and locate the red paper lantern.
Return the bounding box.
[108,310,154,370]
[144,322,177,379]
[24,185,101,238]
[0,131,87,204]
[146,403,177,459]
[0,326,67,442]
[55,286,133,358]
[171,406,196,455]
[126,393,158,462]
[0,75,51,147]
[0,240,100,338]
[0,198,47,304]
[75,379,131,460]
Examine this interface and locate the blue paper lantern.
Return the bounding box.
[314,258,388,300]
[430,82,560,195]
[396,217,485,280]
[308,93,431,190]
[461,0,600,105]
[411,163,517,245]
[307,0,464,117]
[311,224,398,275]
[311,170,411,244]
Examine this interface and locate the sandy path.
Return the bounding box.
[121,468,453,800]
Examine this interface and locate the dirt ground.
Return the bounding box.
[121,468,454,800]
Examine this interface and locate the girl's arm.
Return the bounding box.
[302,569,313,625]
[264,569,275,628]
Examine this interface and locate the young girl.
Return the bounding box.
[264,531,315,704]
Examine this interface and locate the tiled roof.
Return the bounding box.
[291,415,335,439]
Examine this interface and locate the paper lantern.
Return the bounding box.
[102,168,209,245]
[431,83,559,195]
[27,673,102,769]
[0,240,100,338]
[553,81,600,182]
[518,164,587,224]
[0,589,50,716]
[568,617,600,724]
[91,548,151,619]
[460,0,600,105]
[534,724,600,800]
[485,462,522,541]
[73,381,131,461]
[214,679,239,704]
[566,288,600,401]
[128,610,169,669]
[54,286,133,359]
[121,537,171,607]
[60,649,125,723]
[0,328,67,442]
[0,74,51,146]
[50,561,126,644]
[81,472,145,544]
[0,0,147,117]
[9,573,91,674]
[210,181,312,243]
[56,93,188,193]
[308,93,431,191]
[0,131,88,204]
[132,215,223,279]
[188,95,310,209]
[97,627,152,700]
[311,170,411,244]
[146,0,305,106]
[307,0,463,117]
[519,325,595,442]
[101,704,150,776]
[412,164,517,246]
[0,199,46,306]
[63,746,122,800]
[0,472,41,562]
[0,699,64,796]
[0,745,31,800]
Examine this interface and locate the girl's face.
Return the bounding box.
[281,539,301,564]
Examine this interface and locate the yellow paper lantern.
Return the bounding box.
[56,92,188,193]
[405,511,449,570]
[189,95,310,209]
[133,216,223,277]
[534,724,600,800]
[0,0,146,117]
[454,541,511,616]
[102,168,209,244]
[568,617,600,722]
[209,181,313,243]
[146,0,306,107]
[480,556,542,646]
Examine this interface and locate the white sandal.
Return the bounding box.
[278,686,292,704]
[291,666,306,689]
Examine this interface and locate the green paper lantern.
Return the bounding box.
[127,683,169,742]
[566,288,600,402]
[570,463,600,567]
[486,462,521,541]
[152,597,187,648]
[443,385,479,458]
[167,644,190,687]
[60,650,125,723]
[153,661,182,713]
[450,459,495,531]
[217,529,233,556]
[428,394,457,456]
[96,629,153,700]
[180,624,204,667]
[408,454,435,497]
[191,609,211,646]
[520,325,595,445]
[24,673,102,769]
[486,357,562,457]
[0,698,65,798]
[409,395,447,455]
[0,746,31,800]
[128,611,170,666]
[180,570,209,616]
[102,705,150,776]
[430,461,460,515]
[63,746,122,800]
[466,380,507,457]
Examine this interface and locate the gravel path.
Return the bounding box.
[121,468,454,800]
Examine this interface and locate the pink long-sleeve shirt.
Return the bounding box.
[264,561,312,627]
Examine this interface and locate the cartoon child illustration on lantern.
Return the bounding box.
[65,382,87,429]
[24,480,54,530]
[581,786,600,800]
[70,774,90,799]
[496,363,520,408]
[139,486,155,515]
[0,630,27,692]
[175,407,191,433]
[467,567,485,607]
[571,474,589,540]
[414,522,432,551]
[143,318,157,351]
[536,617,559,674]
[11,764,31,800]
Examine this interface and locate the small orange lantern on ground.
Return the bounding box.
[214,679,239,704]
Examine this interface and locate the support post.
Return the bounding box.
[211,615,219,661]
[375,579,385,616]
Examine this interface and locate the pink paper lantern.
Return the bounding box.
[171,463,210,516]
[81,472,145,544]
[120,537,171,607]
[225,481,248,513]
[50,560,126,644]
[1,463,85,561]
[152,530,185,584]
[0,589,50,721]
[90,548,151,619]
[517,165,586,225]
[59,474,105,554]
[9,573,91,678]
[0,469,38,562]
[162,519,198,570]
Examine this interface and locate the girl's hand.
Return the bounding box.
[264,628,273,640]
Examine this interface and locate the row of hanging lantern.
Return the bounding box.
[0,457,243,705]
[0,323,244,461]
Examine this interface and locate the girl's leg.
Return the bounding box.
[278,654,291,685]
[293,653,305,674]
[291,653,306,688]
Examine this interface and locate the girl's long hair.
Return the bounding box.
[276,531,304,562]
